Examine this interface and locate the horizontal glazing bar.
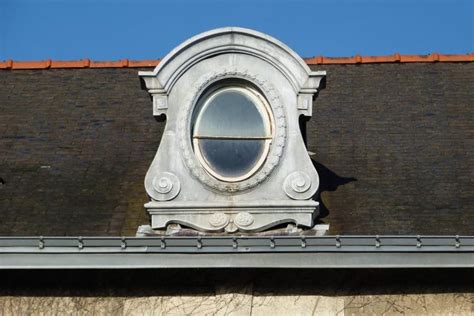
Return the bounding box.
[193,135,272,140]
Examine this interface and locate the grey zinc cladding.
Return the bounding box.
[0,236,473,268]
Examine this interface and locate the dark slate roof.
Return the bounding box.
[0,62,473,236]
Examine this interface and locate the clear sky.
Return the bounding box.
[0,0,472,61]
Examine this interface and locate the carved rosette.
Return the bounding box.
[208,212,255,232]
[151,172,181,201]
[208,212,229,228]
[178,69,287,193]
[234,212,254,227]
[283,171,314,200]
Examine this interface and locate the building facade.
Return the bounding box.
[0,29,473,315]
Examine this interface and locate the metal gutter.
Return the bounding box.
[0,235,472,269]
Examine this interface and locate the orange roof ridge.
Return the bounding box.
[0,54,472,70]
[305,53,474,64]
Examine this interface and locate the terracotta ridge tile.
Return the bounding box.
[0,54,472,70]
[304,53,473,64]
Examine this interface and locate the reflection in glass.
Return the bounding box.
[196,90,268,138]
[198,139,265,179]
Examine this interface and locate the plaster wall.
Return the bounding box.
[0,269,472,315]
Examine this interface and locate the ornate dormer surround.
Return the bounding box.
[139,27,326,233]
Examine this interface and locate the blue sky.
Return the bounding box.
[0,0,472,61]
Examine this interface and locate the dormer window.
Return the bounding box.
[139,27,325,233]
[192,83,274,182]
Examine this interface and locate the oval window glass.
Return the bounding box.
[193,86,273,182]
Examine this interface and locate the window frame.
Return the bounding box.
[192,84,275,182]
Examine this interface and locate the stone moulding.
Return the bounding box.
[178,69,287,193]
[139,27,326,117]
[145,200,319,233]
[139,27,326,234]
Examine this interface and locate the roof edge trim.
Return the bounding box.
[1,252,473,269]
[1,235,473,268]
[1,53,472,70]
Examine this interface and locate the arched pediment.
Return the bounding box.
[139,27,325,116]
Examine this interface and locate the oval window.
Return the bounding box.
[192,85,273,182]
